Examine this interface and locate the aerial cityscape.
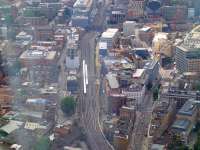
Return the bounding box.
[0,0,200,149]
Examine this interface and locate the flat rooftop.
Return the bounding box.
[181,25,200,51]
[20,50,56,60]
[101,28,119,39]
[106,72,119,89]
[132,69,145,78]
[172,119,191,131]
[73,0,93,8]
[178,100,197,116]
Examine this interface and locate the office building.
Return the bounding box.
[176,25,200,73]
[100,28,119,49]
[123,21,136,36]
[127,0,145,19]
[72,0,93,28]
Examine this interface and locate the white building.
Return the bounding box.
[123,21,136,36]
[122,84,146,105]
[100,28,119,49]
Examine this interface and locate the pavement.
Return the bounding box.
[78,32,113,150]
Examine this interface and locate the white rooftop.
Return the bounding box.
[101,28,119,39]
[106,72,119,89]
[153,32,168,43]
[140,26,151,32]
[99,42,107,49]
[133,69,145,78]
[73,0,92,8]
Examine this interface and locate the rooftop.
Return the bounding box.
[140,26,151,32]
[153,32,168,43]
[101,28,119,39]
[106,73,119,89]
[0,120,23,134]
[132,69,145,78]
[24,122,47,130]
[144,60,158,70]
[151,144,165,150]
[26,98,48,105]
[20,50,56,60]
[180,25,200,51]
[178,100,197,116]
[172,119,191,131]
[73,0,93,8]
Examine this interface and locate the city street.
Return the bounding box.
[78,32,113,150]
[57,36,69,124]
[128,91,153,150]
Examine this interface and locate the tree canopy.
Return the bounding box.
[194,131,200,150]
[167,134,189,150]
[61,96,76,116]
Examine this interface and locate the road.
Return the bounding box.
[57,35,69,124]
[128,92,153,150]
[78,32,113,150]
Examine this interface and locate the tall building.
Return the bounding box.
[127,0,145,19]
[175,25,200,73]
[161,5,187,23]
[72,0,93,28]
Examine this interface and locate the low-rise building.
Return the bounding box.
[149,99,176,140]
[119,106,136,121]
[171,119,192,144]
[121,83,145,105]
[66,40,80,69]
[123,21,136,36]
[19,48,57,67]
[176,100,198,124]
[171,99,199,144]
[67,76,79,94]
[15,31,33,47]
[35,26,54,41]
[100,28,119,49]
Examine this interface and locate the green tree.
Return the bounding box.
[146,82,153,90]
[167,134,189,150]
[193,122,200,132]
[34,136,50,150]
[194,82,200,91]
[194,131,200,150]
[61,96,76,116]
[153,87,159,101]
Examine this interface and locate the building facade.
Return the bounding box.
[176,25,200,74]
